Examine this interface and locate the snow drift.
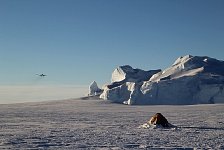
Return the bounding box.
[99,55,224,105]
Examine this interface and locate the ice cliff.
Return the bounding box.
[99,55,224,105]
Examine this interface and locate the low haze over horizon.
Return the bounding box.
[1,0,224,86]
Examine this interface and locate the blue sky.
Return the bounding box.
[0,0,224,86]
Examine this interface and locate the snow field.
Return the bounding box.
[0,99,223,149]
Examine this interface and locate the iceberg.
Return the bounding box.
[88,81,102,96]
[100,55,224,105]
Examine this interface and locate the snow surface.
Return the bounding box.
[0,99,224,149]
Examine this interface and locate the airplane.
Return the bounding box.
[36,74,47,77]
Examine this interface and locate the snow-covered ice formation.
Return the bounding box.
[111,65,161,83]
[88,81,102,96]
[100,55,224,105]
[100,65,161,103]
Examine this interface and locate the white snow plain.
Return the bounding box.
[0,98,224,149]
